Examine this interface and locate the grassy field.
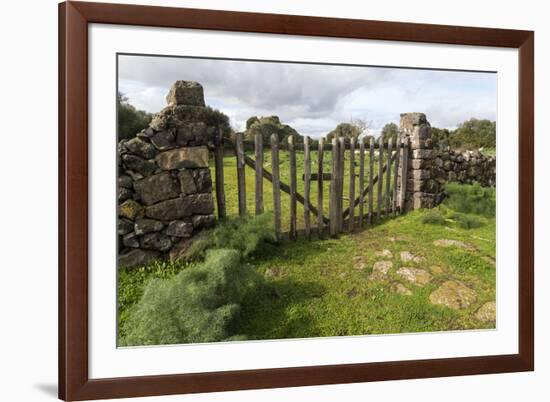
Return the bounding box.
[118,153,496,343]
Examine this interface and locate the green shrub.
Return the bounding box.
[120,249,266,346]
[443,182,496,217]
[420,210,446,225]
[186,213,277,260]
[450,212,485,229]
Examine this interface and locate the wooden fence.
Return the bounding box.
[214,131,409,240]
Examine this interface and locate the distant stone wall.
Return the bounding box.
[118,81,216,268]
[432,148,496,187]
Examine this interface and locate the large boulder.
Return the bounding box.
[166,81,205,107]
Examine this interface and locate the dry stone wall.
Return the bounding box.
[118,81,216,268]
[398,113,496,212]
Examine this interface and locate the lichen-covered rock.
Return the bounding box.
[118,186,133,202]
[134,218,164,235]
[122,154,156,177]
[118,218,134,235]
[118,174,133,189]
[178,170,197,194]
[396,267,432,286]
[433,239,476,251]
[176,122,208,146]
[119,249,160,268]
[145,198,186,221]
[150,129,176,151]
[192,168,213,193]
[374,249,393,259]
[475,301,496,322]
[140,232,172,252]
[429,280,477,310]
[400,251,424,263]
[392,283,412,295]
[155,146,209,170]
[122,232,140,248]
[125,137,157,159]
[165,220,193,237]
[119,199,144,220]
[166,80,205,107]
[369,261,392,281]
[191,214,215,229]
[134,172,179,205]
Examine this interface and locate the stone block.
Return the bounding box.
[156,146,209,170]
[166,81,205,107]
[134,172,179,205]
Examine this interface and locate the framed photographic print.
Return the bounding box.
[59,1,534,400]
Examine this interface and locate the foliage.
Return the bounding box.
[117,92,152,140]
[204,106,232,137]
[185,213,277,260]
[450,212,485,229]
[431,127,452,148]
[326,122,361,143]
[420,210,446,225]
[120,249,266,346]
[443,182,496,217]
[449,118,496,149]
[380,122,399,144]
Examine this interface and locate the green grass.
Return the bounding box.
[118,154,496,343]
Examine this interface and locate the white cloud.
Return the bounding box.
[118,55,496,138]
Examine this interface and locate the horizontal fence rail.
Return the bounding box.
[213,135,409,241]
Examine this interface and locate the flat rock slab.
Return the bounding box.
[400,251,424,263]
[475,301,496,322]
[392,283,412,295]
[374,249,393,259]
[119,249,159,268]
[353,255,367,270]
[396,267,432,286]
[429,280,477,309]
[433,239,476,251]
[369,261,393,281]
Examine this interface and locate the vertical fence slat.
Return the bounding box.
[348,136,356,232]
[338,137,346,232]
[400,137,409,213]
[214,129,226,220]
[385,138,393,215]
[254,133,264,215]
[303,136,311,239]
[368,137,375,225]
[235,131,246,217]
[393,138,401,214]
[358,137,365,227]
[270,134,281,238]
[289,135,297,240]
[377,136,384,220]
[317,137,325,237]
[329,138,338,237]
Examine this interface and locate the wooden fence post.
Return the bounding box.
[317,137,325,237]
[358,136,365,227]
[214,129,226,220]
[254,133,264,215]
[393,138,401,214]
[377,136,384,220]
[329,138,338,237]
[385,138,393,215]
[399,137,409,213]
[235,131,246,217]
[348,136,356,232]
[304,136,311,239]
[288,135,297,240]
[270,134,281,238]
[368,137,375,224]
[338,137,346,232]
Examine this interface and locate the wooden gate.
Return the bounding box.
[213,130,409,240]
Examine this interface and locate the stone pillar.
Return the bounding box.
[118,81,216,268]
[398,113,442,211]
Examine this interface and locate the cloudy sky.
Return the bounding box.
[118,54,497,138]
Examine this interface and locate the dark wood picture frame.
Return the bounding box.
[59,1,534,400]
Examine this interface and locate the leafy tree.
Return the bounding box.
[380,122,399,143]
[117,92,152,140]
[204,106,232,137]
[449,118,496,149]
[431,127,452,148]
[244,115,300,144]
[326,123,361,143]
